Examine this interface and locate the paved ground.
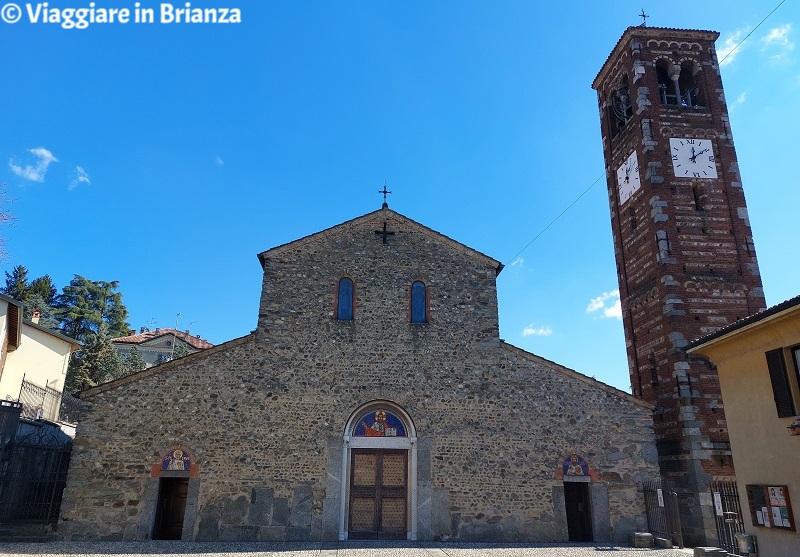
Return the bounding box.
[0,541,696,557]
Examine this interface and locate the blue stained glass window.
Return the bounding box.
[411,281,426,323]
[337,277,354,320]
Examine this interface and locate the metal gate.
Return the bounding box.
[0,428,72,524]
[643,479,683,548]
[711,480,745,555]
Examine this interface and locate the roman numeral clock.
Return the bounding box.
[670,138,717,178]
[616,149,641,204]
[592,26,767,546]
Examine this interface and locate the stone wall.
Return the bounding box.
[60,209,659,542]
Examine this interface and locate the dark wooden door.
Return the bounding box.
[564,481,593,541]
[153,478,189,540]
[349,449,407,539]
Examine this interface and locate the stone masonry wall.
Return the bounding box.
[60,209,659,542]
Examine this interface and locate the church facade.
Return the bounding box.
[59,208,660,542]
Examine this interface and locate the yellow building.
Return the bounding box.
[686,295,800,557]
[0,294,80,421]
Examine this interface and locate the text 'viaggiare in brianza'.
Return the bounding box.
[1,2,243,28]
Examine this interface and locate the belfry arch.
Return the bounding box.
[339,401,418,540]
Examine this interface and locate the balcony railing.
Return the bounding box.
[16,378,82,424]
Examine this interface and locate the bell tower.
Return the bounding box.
[592,26,766,545]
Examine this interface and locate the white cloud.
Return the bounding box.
[9,147,58,182]
[522,323,552,337]
[603,298,622,319]
[586,290,622,320]
[510,257,524,267]
[215,156,224,166]
[729,91,747,113]
[69,166,91,191]
[718,29,747,67]
[762,24,794,61]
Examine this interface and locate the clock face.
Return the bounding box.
[670,138,718,178]
[616,150,641,204]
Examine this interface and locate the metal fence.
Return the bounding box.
[18,378,61,422]
[711,480,746,555]
[0,427,72,524]
[16,378,82,425]
[57,390,83,425]
[643,479,684,548]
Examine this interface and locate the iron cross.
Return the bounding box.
[379,180,392,208]
[639,9,649,26]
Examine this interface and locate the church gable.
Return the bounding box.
[258,208,502,272]
[255,207,503,350]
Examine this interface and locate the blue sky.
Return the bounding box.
[2,1,798,392]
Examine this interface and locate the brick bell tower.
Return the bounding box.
[592,26,766,545]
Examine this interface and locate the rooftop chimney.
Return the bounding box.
[140,327,146,334]
[128,329,136,336]
[31,310,41,324]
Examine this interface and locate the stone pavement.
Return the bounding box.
[0,541,696,557]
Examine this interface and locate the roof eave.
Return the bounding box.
[685,295,800,354]
[592,26,720,90]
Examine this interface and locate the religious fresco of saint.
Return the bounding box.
[161,449,191,471]
[352,409,407,437]
[563,454,589,477]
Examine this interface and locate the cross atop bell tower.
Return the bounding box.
[592,26,766,546]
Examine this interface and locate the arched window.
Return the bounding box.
[609,74,632,137]
[657,59,704,107]
[411,280,427,323]
[337,277,354,320]
[656,60,677,105]
[678,60,703,107]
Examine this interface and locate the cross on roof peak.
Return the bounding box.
[378,180,392,208]
[638,8,649,26]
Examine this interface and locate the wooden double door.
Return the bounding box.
[349,449,408,539]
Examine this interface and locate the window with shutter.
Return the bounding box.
[765,348,795,418]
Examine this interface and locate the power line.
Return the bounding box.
[504,174,604,267]
[718,0,788,65]
[503,0,788,268]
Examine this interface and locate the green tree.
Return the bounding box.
[123,346,147,375]
[65,323,124,393]
[172,341,190,360]
[1,266,60,328]
[2,265,29,300]
[23,292,60,329]
[29,275,58,306]
[55,275,130,343]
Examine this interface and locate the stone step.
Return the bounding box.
[693,548,728,557]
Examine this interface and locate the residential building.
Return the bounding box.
[112,328,213,368]
[686,296,800,557]
[0,294,80,421]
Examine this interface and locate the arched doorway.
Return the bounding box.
[340,401,417,540]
